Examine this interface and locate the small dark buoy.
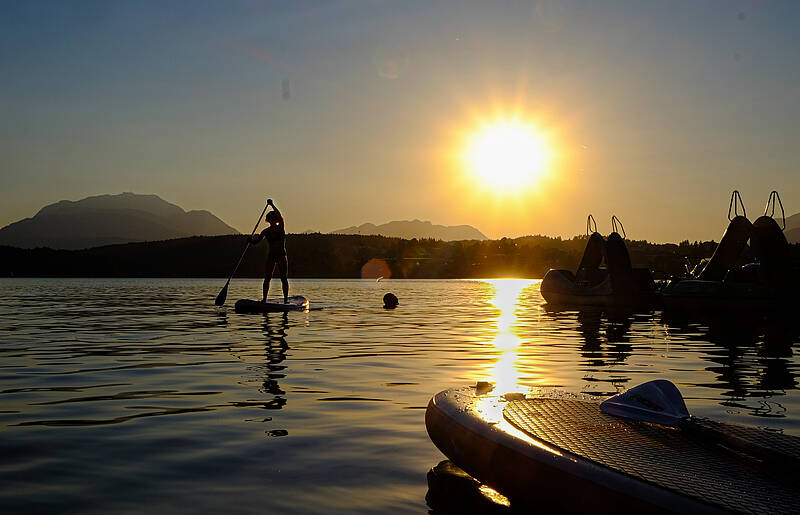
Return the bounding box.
[383,292,399,309]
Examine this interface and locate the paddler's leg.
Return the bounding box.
[262,258,277,302]
[277,255,289,303]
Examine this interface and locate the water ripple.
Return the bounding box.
[0,278,798,513]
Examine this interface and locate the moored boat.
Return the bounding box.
[541,215,657,308]
[663,191,799,315]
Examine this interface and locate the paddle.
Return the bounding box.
[214,201,270,306]
[600,380,800,470]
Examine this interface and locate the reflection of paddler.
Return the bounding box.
[248,199,289,303]
[260,312,289,408]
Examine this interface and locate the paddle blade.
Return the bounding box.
[214,281,229,306]
[600,379,689,428]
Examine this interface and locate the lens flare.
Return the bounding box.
[360,258,391,280]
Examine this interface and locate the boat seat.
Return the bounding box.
[605,232,634,294]
[577,232,605,271]
[698,216,752,282]
[750,215,790,286]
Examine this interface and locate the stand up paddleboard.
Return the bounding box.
[425,381,800,514]
[234,296,309,314]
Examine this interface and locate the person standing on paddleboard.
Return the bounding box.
[248,199,289,303]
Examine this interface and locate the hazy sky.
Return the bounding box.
[2,1,798,242]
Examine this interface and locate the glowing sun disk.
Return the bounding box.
[465,120,550,192]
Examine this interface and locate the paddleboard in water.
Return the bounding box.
[425,385,800,514]
[234,296,309,313]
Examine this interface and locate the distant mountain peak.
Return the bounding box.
[331,219,487,241]
[37,192,185,218]
[0,192,239,249]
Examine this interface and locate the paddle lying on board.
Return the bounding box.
[214,201,270,306]
[600,380,800,471]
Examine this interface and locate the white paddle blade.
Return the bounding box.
[600,379,689,428]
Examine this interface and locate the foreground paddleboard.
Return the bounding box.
[426,386,800,514]
[234,296,309,314]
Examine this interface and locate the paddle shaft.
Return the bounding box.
[681,416,800,472]
[224,202,269,286]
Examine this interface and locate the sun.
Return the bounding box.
[463,119,551,193]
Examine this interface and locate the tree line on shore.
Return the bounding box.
[2,232,797,279]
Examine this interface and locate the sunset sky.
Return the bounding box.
[2,1,799,242]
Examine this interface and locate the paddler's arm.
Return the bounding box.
[267,198,282,220]
[248,228,267,244]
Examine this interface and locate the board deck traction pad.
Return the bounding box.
[502,398,800,514]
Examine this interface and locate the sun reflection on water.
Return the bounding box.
[480,279,538,394]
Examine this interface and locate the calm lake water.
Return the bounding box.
[1,278,798,513]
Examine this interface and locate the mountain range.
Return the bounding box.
[1,192,795,250]
[331,219,487,241]
[0,193,239,249]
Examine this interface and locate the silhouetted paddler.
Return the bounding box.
[248,199,289,303]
